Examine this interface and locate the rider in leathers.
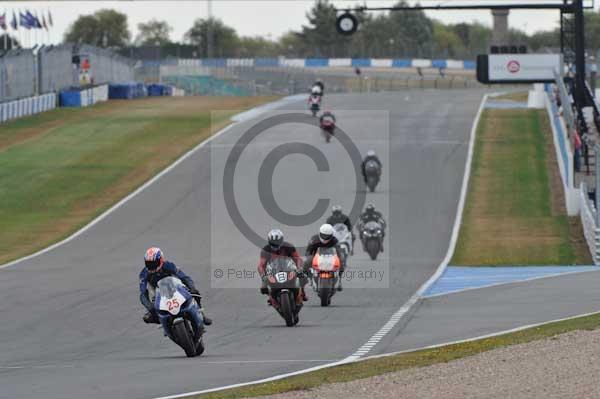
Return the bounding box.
[305,224,346,291]
[357,204,387,252]
[326,205,355,255]
[258,229,307,302]
[139,247,212,326]
[361,150,382,182]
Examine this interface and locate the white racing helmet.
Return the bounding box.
[319,223,334,243]
[267,228,284,249]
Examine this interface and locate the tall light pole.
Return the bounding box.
[207,0,214,59]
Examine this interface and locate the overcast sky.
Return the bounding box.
[9,1,597,46]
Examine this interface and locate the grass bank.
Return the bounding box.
[452,108,590,265]
[0,96,276,265]
[193,311,600,399]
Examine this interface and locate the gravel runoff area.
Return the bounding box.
[257,329,600,399]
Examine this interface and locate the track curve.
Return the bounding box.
[0,90,486,399]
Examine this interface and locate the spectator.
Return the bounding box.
[574,127,582,173]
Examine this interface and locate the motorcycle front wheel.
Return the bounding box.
[172,319,197,357]
[279,292,295,327]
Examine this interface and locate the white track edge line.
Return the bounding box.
[349,309,600,362]
[152,94,490,399]
[155,308,600,399]
[424,268,600,299]
[345,92,488,359]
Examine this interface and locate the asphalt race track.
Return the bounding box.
[0,90,486,399]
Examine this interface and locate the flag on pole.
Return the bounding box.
[19,11,31,29]
[0,13,7,31]
[11,11,17,30]
[34,11,42,29]
[25,10,39,29]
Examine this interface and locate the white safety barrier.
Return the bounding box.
[226,58,254,67]
[371,58,393,68]
[580,183,600,265]
[171,87,185,96]
[79,84,109,107]
[329,58,352,67]
[446,59,465,69]
[280,58,305,68]
[412,58,432,68]
[0,92,56,123]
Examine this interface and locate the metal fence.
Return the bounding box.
[0,44,135,103]
[77,45,135,85]
[0,50,36,102]
[38,44,77,94]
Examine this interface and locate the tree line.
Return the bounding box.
[60,1,600,60]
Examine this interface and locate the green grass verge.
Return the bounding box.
[0,96,276,265]
[451,108,588,265]
[193,311,600,399]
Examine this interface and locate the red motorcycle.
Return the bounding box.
[265,257,303,326]
[320,114,336,143]
[308,94,321,117]
[311,247,342,306]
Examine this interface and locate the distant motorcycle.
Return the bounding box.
[320,114,336,143]
[155,276,206,357]
[311,247,342,307]
[265,257,303,326]
[361,220,384,260]
[308,94,321,117]
[364,160,381,192]
[332,223,352,265]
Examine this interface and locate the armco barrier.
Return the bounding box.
[305,58,329,67]
[431,60,448,69]
[0,93,56,123]
[392,59,412,68]
[176,57,476,70]
[352,58,371,67]
[254,58,279,67]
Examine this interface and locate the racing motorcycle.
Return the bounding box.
[332,223,352,264]
[361,221,384,260]
[308,94,321,117]
[265,257,303,327]
[364,160,381,192]
[320,114,336,143]
[311,247,342,307]
[155,276,205,357]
